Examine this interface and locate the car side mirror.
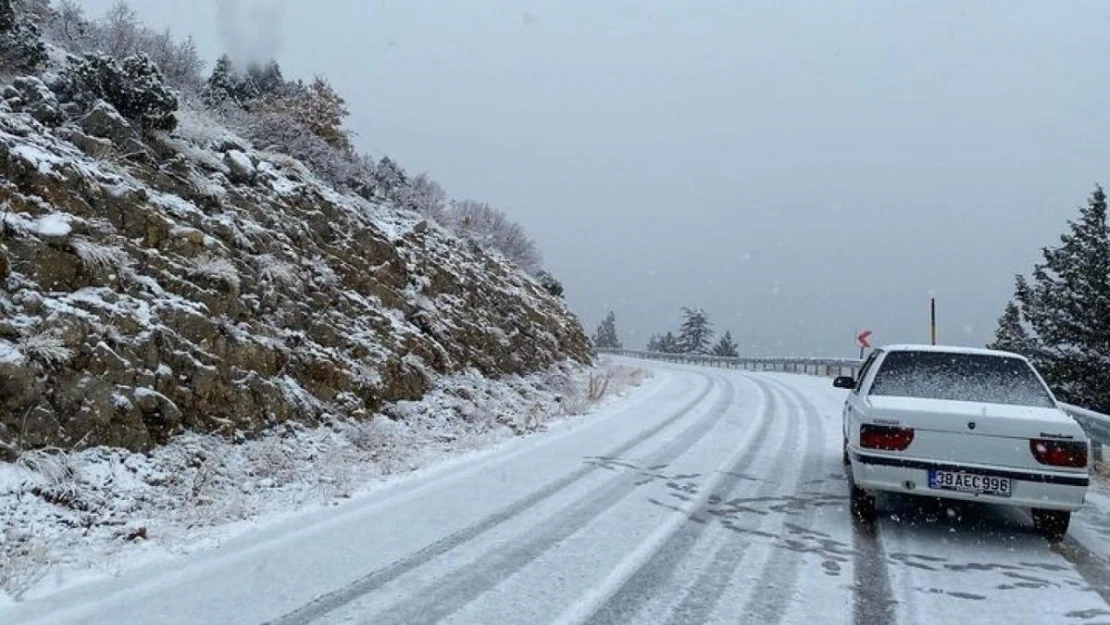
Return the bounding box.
[833,376,856,389]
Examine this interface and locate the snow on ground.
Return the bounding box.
[5,360,1110,624]
[8,357,1110,625]
[0,359,649,604]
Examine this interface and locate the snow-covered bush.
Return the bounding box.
[244,437,298,486]
[18,330,72,366]
[189,253,240,289]
[535,270,564,298]
[345,418,410,474]
[53,51,179,131]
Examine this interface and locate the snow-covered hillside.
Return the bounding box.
[0,85,591,455]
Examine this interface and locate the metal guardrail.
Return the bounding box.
[602,349,1110,459]
[598,348,863,378]
[1063,404,1110,461]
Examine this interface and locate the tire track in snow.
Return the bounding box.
[580,375,790,625]
[267,373,720,625]
[1052,536,1110,606]
[360,375,738,625]
[735,378,826,624]
[851,490,895,624]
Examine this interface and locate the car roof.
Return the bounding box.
[878,344,1028,360]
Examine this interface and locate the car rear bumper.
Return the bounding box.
[849,450,1089,511]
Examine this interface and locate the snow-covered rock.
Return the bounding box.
[31,213,70,238]
[79,99,145,155]
[223,149,255,184]
[2,76,61,126]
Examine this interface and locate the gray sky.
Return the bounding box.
[84,0,1110,357]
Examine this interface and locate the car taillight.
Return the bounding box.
[860,424,914,451]
[1030,439,1088,468]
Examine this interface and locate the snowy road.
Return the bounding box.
[7,360,1110,625]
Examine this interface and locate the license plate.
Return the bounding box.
[928,470,1011,497]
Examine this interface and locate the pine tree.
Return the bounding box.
[245,59,284,98]
[1014,184,1110,412]
[203,54,236,107]
[711,331,739,357]
[987,299,1034,356]
[658,331,680,353]
[592,311,621,349]
[677,307,713,354]
[646,334,662,352]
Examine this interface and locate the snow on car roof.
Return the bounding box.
[879,344,1028,359]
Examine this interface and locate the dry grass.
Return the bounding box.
[586,372,610,402]
[0,535,50,601]
[190,253,240,290]
[558,362,649,416]
[72,237,130,276]
[18,330,72,367]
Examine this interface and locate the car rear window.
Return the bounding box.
[868,351,1055,407]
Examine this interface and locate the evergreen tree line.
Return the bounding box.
[8,1,560,293]
[989,184,1110,414]
[643,308,739,358]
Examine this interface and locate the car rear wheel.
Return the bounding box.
[849,475,877,522]
[1031,509,1070,541]
[842,437,850,466]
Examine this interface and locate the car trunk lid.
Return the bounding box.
[864,395,1087,471]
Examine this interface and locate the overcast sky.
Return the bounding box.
[84,0,1110,357]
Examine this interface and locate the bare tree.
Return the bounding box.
[96,1,139,58]
[48,0,86,44]
[447,200,542,273]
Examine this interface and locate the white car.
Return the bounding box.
[836,344,1090,539]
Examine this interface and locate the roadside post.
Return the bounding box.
[857,330,872,360]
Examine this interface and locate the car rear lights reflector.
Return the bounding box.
[860,424,915,451]
[1030,439,1088,468]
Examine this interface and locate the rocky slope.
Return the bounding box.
[0,81,591,458]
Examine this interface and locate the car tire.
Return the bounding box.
[842,437,850,466]
[1032,509,1070,541]
[849,474,877,522]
